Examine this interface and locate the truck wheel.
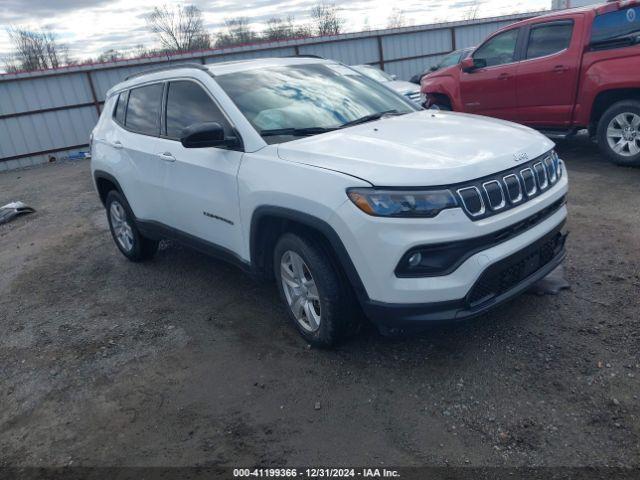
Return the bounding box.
[597,100,640,166]
[273,233,358,348]
[105,190,159,262]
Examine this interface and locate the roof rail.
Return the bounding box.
[287,54,326,59]
[125,62,210,81]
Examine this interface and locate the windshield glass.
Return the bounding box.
[353,65,394,82]
[215,63,416,143]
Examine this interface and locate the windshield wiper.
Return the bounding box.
[339,110,404,128]
[259,126,338,137]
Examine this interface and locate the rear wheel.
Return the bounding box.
[273,233,358,347]
[105,190,159,262]
[597,100,640,166]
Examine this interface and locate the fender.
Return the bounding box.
[250,206,370,302]
[420,72,462,111]
[574,50,640,126]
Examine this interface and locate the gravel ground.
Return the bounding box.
[0,135,638,468]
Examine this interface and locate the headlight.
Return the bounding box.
[347,188,458,218]
[549,149,563,179]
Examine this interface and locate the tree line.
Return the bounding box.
[3,2,358,73]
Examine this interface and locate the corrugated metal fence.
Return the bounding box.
[0,11,541,171]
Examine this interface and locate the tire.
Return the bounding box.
[597,100,640,167]
[273,232,358,348]
[105,190,159,262]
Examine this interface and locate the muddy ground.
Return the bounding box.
[0,136,638,468]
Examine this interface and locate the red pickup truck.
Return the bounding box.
[420,0,640,166]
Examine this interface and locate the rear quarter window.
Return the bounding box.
[125,83,164,136]
[113,92,127,126]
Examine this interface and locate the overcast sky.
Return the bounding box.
[0,0,551,62]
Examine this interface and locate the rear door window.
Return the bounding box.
[526,22,573,59]
[125,83,163,136]
[591,7,640,49]
[165,81,230,140]
[473,29,520,67]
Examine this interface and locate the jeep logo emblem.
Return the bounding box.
[513,152,529,163]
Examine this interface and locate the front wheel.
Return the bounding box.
[597,100,640,166]
[273,233,358,347]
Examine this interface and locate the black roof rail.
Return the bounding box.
[287,54,326,59]
[125,62,211,81]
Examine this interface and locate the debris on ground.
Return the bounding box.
[527,265,570,296]
[0,201,35,225]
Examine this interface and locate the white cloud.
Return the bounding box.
[0,0,550,61]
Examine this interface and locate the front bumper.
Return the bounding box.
[361,223,568,330]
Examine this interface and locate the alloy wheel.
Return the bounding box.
[109,200,134,252]
[606,112,640,157]
[280,250,321,332]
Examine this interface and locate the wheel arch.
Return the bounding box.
[590,89,640,130]
[249,206,369,302]
[93,170,125,207]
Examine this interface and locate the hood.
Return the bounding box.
[277,110,555,187]
[386,80,420,95]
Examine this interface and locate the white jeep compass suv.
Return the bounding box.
[91,57,568,347]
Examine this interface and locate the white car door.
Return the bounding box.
[116,83,168,222]
[155,79,244,254]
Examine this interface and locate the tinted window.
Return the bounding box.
[125,84,163,136]
[165,81,229,139]
[439,51,463,69]
[526,23,573,59]
[473,29,519,67]
[591,7,640,48]
[113,92,127,125]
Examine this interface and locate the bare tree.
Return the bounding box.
[216,17,257,47]
[310,2,345,36]
[97,49,123,63]
[146,4,211,52]
[387,8,406,29]
[5,27,70,72]
[464,0,481,20]
[263,16,311,41]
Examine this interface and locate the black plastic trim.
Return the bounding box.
[250,206,370,302]
[136,220,252,272]
[365,225,567,329]
[395,196,566,278]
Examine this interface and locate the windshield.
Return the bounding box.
[215,63,416,143]
[352,65,394,82]
[437,51,463,69]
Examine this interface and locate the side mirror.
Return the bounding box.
[462,57,486,72]
[429,65,438,72]
[180,122,239,149]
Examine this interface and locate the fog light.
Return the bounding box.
[408,252,422,267]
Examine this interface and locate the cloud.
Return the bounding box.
[0,0,551,61]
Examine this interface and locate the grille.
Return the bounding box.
[455,152,562,220]
[467,227,567,307]
[405,91,422,103]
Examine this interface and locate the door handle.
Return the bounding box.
[553,65,568,74]
[158,152,176,162]
[111,140,123,149]
[497,73,511,80]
